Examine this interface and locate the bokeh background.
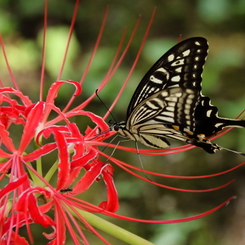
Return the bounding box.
[0,0,245,244]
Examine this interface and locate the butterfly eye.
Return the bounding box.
[112,123,120,131]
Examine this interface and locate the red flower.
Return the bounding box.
[0,1,241,244]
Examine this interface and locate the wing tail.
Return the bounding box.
[218,118,245,129]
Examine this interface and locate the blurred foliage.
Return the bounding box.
[0,0,245,244]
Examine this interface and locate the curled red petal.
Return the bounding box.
[0,159,12,174]
[70,148,97,170]
[72,161,108,194]
[0,148,12,158]
[0,99,26,127]
[56,131,70,190]
[27,194,53,228]
[19,102,45,153]
[67,123,84,158]
[36,125,69,146]
[80,111,109,132]
[16,187,52,211]
[4,231,29,245]
[46,80,81,105]
[0,123,16,153]
[2,213,33,238]
[42,125,71,190]
[0,87,32,106]
[99,165,119,212]
[0,174,28,198]
[14,188,55,233]
[23,143,57,162]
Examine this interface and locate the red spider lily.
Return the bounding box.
[0,1,242,244]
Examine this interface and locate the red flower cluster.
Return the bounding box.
[0,78,120,244]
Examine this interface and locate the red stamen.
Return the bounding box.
[40,0,48,101]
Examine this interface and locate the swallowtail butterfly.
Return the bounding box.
[111,37,245,155]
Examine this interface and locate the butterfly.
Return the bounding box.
[111,37,245,155]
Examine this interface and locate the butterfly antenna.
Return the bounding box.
[95,89,117,123]
[221,146,245,157]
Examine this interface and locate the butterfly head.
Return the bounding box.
[110,121,126,132]
[110,121,138,140]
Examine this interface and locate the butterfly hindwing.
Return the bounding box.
[194,96,245,137]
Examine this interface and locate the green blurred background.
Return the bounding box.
[0,0,245,244]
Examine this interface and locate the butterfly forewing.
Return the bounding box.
[126,37,208,118]
[128,88,199,125]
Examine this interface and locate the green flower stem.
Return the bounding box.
[44,159,58,183]
[26,156,43,187]
[36,154,42,176]
[74,208,155,245]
